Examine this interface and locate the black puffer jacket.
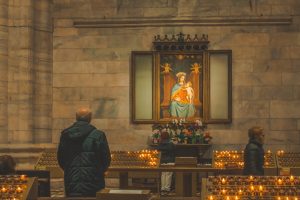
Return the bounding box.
[57,121,111,197]
[156,141,175,164]
[243,139,264,176]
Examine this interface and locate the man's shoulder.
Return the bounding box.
[60,127,71,136]
[246,142,260,150]
[88,128,106,138]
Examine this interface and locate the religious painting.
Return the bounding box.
[131,33,232,124]
[159,53,203,121]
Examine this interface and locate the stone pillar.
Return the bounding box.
[7,0,34,143]
[0,0,8,143]
[6,0,53,144]
[32,0,53,143]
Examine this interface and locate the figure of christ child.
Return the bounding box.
[185,81,194,104]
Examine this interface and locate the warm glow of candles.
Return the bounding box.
[238,189,243,195]
[1,187,7,193]
[20,175,27,181]
[206,175,300,199]
[16,186,23,193]
[221,178,226,184]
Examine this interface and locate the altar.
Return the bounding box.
[149,143,211,164]
[173,144,211,164]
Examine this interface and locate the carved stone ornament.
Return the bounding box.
[153,32,209,51]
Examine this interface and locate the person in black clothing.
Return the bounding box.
[243,126,265,176]
[57,108,111,197]
[156,131,175,195]
[0,155,16,175]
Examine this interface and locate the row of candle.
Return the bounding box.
[209,176,299,185]
[205,176,300,199]
[213,150,275,169]
[207,186,300,195]
[0,195,22,200]
[111,150,159,168]
[206,196,299,200]
[0,175,27,184]
[0,175,28,200]
[1,185,24,193]
[35,152,59,168]
[277,151,300,157]
[277,152,300,167]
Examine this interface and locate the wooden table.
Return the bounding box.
[108,166,229,197]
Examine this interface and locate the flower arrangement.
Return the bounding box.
[151,119,212,144]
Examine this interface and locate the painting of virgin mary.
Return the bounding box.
[159,54,203,120]
[170,72,195,117]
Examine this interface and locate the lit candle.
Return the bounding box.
[1,187,7,193]
[290,175,294,181]
[259,185,263,192]
[20,175,27,181]
[250,185,255,192]
[221,189,226,194]
[221,178,226,184]
[16,186,23,193]
[238,189,243,195]
[249,175,253,180]
[209,196,213,200]
[277,178,283,185]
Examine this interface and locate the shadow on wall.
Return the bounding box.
[93,98,118,118]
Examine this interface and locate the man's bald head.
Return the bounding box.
[76,108,92,123]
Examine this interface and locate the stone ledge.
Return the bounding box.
[73,16,293,28]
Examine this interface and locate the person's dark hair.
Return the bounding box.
[248,126,263,140]
[160,131,170,141]
[0,155,16,175]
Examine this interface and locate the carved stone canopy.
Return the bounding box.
[153,32,209,51]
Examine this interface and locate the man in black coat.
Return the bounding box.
[57,108,111,197]
[156,131,175,195]
[243,126,265,176]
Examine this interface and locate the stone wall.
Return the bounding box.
[1,0,299,153]
[0,0,52,144]
[52,0,300,151]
